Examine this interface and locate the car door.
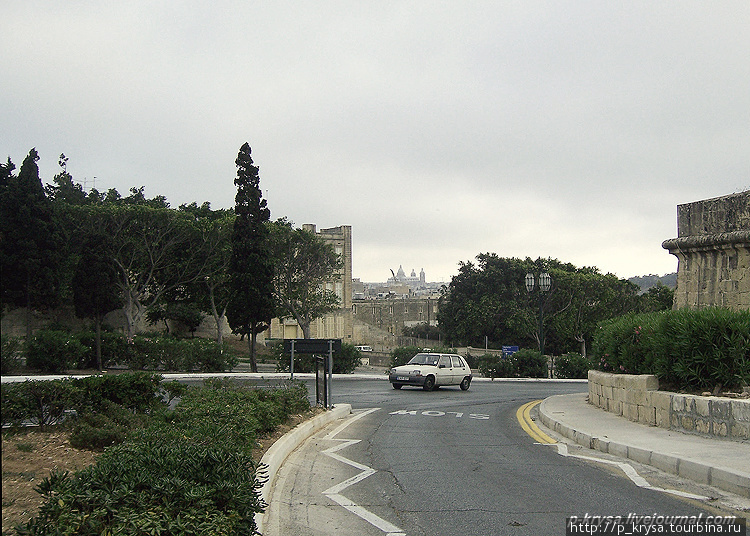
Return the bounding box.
[436,355,453,385]
[451,355,467,384]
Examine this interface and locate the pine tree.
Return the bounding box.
[226,143,275,372]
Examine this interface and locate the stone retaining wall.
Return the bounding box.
[588,370,750,441]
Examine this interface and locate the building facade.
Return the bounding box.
[662,191,749,311]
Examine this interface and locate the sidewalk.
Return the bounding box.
[538,393,750,498]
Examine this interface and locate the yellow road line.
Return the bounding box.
[516,400,556,444]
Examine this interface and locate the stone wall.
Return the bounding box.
[352,297,439,334]
[662,191,750,311]
[588,370,749,442]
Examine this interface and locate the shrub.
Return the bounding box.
[512,349,548,378]
[0,379,74,429]
[20,378,311,535]
[592,308,750,391]
[658,308,749,391]
[69,411,129,450]
[25,329,88,373]
[70,372,163,413]
[1,335,22,374]
[274,342,361,374]
[334,343,362,374]
[75,329,129,369]
[476,353,515,378]
[555,352,592,379]
[1,373,162,430]
[123,335,239,372]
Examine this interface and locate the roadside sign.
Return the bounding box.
[283,339,342,354]
[502,345,519,357]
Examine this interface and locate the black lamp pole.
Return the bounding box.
[525,272,552,374]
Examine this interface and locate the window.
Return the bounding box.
[335,282,343,301]
[439,356,451,368]
[452,356,464,368]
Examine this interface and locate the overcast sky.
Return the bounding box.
[3,2,749,283]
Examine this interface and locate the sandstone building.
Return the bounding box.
[662,191,749,311]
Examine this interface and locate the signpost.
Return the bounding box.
[282,339,341,408]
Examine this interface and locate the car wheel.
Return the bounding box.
[460,377,471,391]
[392,383,402,390]
[423,375,435,391]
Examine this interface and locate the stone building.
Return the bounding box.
[662,191,749,310]
[352,297,438,334]
[267,224,354,342]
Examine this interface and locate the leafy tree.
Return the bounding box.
[59,203,214,341]
[169,210,235,344]
[72,233,123,370]
[268,218,343,339]
[542,266,639,357]
[438,255,533,350]
[45,154,87,205]
[226,143,275,372]
[146,301,204,336]
[639,283,674,312]
[0,149,61,336]
[438,254,641,355]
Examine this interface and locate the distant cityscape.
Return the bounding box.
[353,265,445,299]
[353,266,677,300]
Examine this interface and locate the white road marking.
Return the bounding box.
[552,443,710,501]
[321,408,406,536]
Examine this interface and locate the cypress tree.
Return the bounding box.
[226,143,275,372]
[0,149,61,337]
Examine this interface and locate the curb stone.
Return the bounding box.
[255,404,352,534]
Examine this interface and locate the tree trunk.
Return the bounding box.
[95,313,103,372]
[209,291,225,346]
[247,326,258,373]
[299,317,312,339]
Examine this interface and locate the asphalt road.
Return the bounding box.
[267,378,726,536]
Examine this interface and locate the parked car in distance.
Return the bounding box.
[355,345,373,352]
[389,353,472,391]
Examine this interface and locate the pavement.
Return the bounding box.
[537,392,750,499]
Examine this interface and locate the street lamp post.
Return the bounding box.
[525,272,552,375]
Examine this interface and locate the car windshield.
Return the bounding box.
[407,354,440,366]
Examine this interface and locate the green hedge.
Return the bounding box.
[14,378,311,535]
[475,349,548,378]
[592,308,750,391]
[18,329,240,373]
[555,352,593,379]
[1,335,23,374]
[476,353,514,379]
[1,372,163,429]
[273,342,362,374]
[25,329,88,373]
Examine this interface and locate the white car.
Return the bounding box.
[389,353,473,391]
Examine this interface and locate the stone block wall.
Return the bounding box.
[662,191,750,311]
[588,370,750,441]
